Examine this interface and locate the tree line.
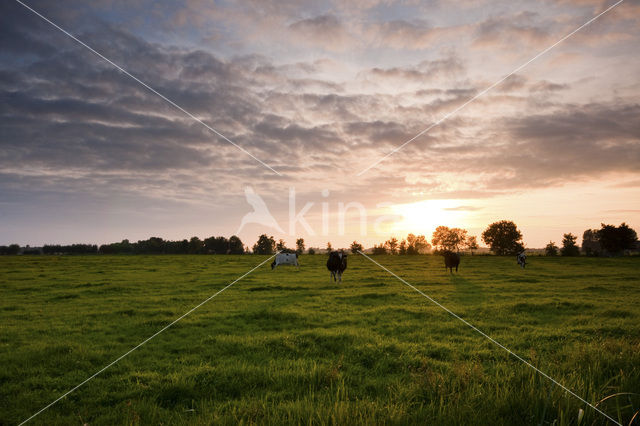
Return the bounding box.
[252,235,307,255]
[2,222,636,256]
[544,223,637,256]
[99,236,245,254]
[358,222,506,255]
[0,236,246,255]
[369,233,432,255]
[353,220,638,256]
[43,244,98,255]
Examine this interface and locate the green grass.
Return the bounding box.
[1,254,639,425]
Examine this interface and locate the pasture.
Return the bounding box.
[1,254,639,425]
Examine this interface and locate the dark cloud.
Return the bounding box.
[288,14,353,51]
[498,74,528,92]
[342,120,427,149]
[528,80,569,93]
[0,17,303,200]
[363,56,465,83]
[494,75,569,94]
[345,98,640,200]
[2,0,639,211]
[467,102,640,187]
[472,12,552,49]
[507,103,640,145]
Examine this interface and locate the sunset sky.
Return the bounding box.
[1,0,639,249]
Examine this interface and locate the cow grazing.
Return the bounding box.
[443,250,460,274]
[271,252,299,269]
[326,251,347,283]
[517,252,526,268]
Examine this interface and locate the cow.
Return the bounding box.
[271,252,299,269]
[326,251,347,283]
[443,250,460,274]
[517,251,526,268]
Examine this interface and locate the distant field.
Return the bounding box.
[1,255,639,425]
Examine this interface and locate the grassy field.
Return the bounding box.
[1,254,639,425]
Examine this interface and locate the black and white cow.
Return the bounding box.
[271,252,299,269]
[517,251,526,268]
[443,250,460,274]
[326,251,347,283]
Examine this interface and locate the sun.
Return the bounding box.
[390,199,469,237]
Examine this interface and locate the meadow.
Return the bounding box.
[1,254,639,425]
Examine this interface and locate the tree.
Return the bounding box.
[43,244,97,255]
[465,236,479,255]
[162,239,187,254]
[136,237,166,254]
[204,236,228,254]
[597,223,638,255]
[8,244,20,255]
[581,229,600,256]
[326,242,333,253]
[431,226,449,252]
[228,235,244,254]
[545,241,558,256]
[432,226,468,252]
[616,223,638,252]
[295,238,305,255]
[398,239,407,255]
[372,244,387,255]
[406,233,430,254]
[350,241,364,254]
[385,237,399,254]
[253,234,276,254]
[188,236,204,254]
[0,244,21,255]
[481,220,524,255]
[276,239,288,252]
[561,233,580,256]
[307,247,316,255]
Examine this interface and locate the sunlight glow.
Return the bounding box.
[390,199,470,237]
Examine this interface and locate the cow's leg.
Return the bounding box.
[455,265,458,272]
[337,271,342,283]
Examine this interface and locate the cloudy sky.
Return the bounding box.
[1,0,639,249]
